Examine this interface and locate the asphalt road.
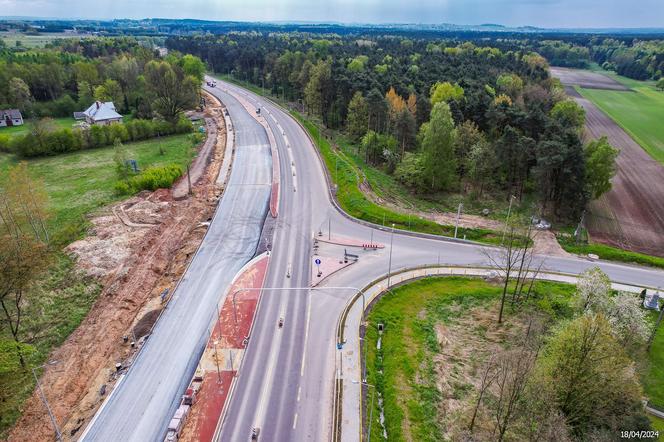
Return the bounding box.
[80,86,272,442]
[81,73,664,442]
[208,76,664,442]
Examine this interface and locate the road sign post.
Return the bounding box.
[315,258,322,277]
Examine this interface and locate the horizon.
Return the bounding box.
[1,0,663,29]
[3,16,664,32]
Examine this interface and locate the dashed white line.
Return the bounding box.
[293,413,298,429]
[297,386,301,402]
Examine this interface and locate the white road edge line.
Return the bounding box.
[300,292,312,377]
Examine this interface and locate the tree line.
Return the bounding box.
[168,33,618,220]
[0,37,204,121]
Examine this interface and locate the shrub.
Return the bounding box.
[113,180,131,195]
[0,134,11,153]
[128,164,183,192]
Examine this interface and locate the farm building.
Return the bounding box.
[0,109,24,127]
[82,101,123,126]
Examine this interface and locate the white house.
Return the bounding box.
[0,109,24,127]
[83,101,123,126]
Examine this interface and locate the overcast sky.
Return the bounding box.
[2,0,663,28]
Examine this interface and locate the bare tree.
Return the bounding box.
[484,224,541,323]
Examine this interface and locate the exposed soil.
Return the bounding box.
[362,183,570,257]
[7,92,229,442]
[550,67,631,91]
[552,68,664,257]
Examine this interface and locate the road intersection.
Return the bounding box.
[80,76,664,442]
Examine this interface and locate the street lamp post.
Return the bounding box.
[387,224,395,288]
[352,380,376,442]
[32,361,62,442]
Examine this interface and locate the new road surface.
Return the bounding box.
[81,75,664,442]
[204,77,664,442]
[80,84,272,441]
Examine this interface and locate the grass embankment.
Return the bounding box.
[293,114,504,244]
[576,76,664,165]
[557,235,664,270]
[216,74,507,245]
[0,134,195,436]
[364,277,575,441]
[0,134,194,245]
[364,276,664,441]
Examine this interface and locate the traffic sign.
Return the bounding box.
[315,258,321,265]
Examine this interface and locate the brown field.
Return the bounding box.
[552,68,664,257]
[550,66,631,91]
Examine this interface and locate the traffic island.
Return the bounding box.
[173,252,270,442]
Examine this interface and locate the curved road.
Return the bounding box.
[80,74,664,442]
[206,77,664,442]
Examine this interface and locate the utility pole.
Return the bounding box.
[387,224,395,288]
[32,362,62,442]
[574,210,586,244]
[501,195,516,245]
[454,203,463,239]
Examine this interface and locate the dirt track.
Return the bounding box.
[553,68,664,257]
[7,94,228,441]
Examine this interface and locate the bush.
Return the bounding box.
[127,164,183,192]
[0,134,11,153]
[113,180,131,195]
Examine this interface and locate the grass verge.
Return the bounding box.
[557,235,664,270]
[363,277,576,442]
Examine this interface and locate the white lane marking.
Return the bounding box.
[283,135,289,146]
[300,294,312,377]
[297,386,301,402]
[293,413,298,429]
[270,114,277,123]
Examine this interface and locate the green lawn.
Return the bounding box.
[0,117,78,138]
[363,277,575,442]
[576,79,664,165]
[0,133,195,245]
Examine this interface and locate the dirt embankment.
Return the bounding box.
[7,92,229,442]
[552,67,664,257]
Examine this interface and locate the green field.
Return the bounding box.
[0,32,92,48]
[0,117,78,138]
[0,133,194,245]
[577,76,664,165]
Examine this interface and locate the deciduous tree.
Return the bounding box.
[584,136,619,199]
[421,101,457,190]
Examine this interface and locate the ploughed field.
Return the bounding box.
[551,67,664,257]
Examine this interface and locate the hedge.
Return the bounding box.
[11,117,193,157]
